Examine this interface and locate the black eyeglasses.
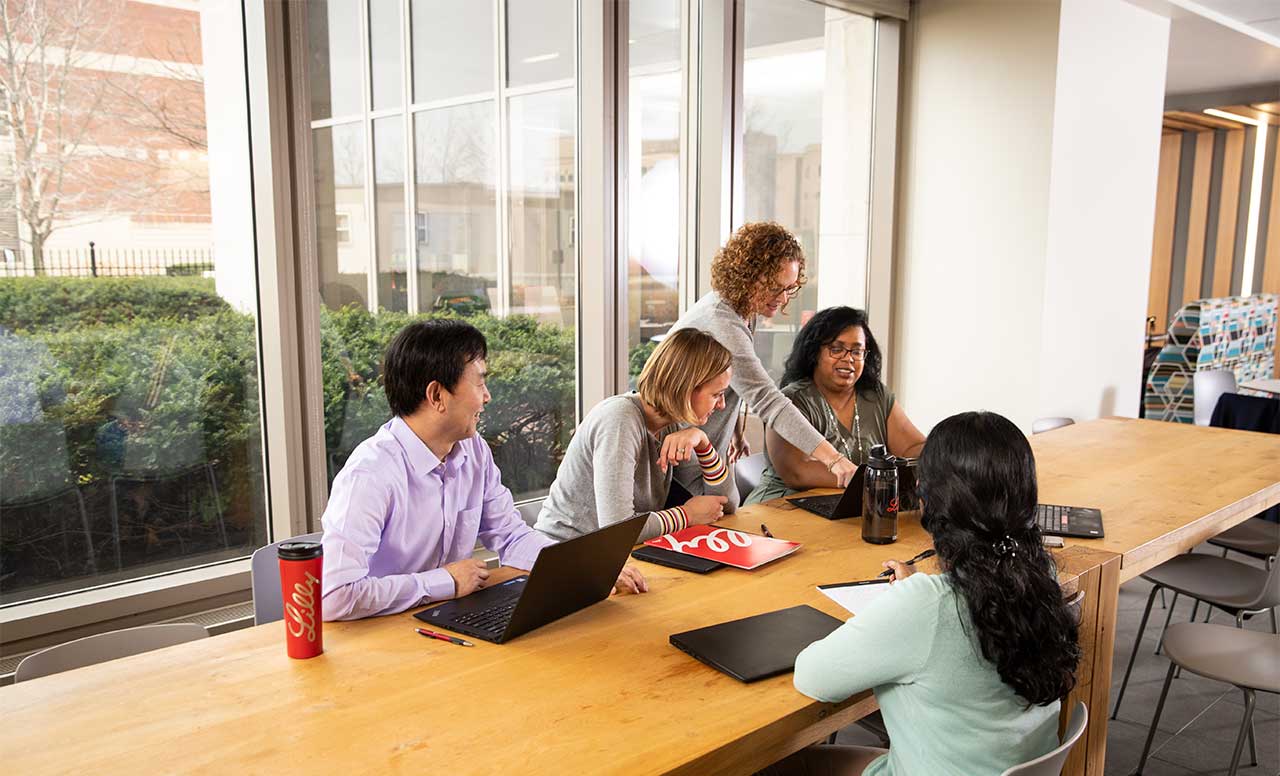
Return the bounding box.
[825,344,867,362]
[765,282,801,299]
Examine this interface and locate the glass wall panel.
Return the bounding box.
[741,0,873,379]
[507,0,575,87]
[307,0,364,120]
[313,122,370,311]
[0,2,267,603]
[373,117,407,312]
[414,102,498,314]
[411,0,494,103]
[626,0,683,384]
[369,0,403,111]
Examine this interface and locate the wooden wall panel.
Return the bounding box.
[1147,133,1182,332]
[1181,131,1214,304]
[1211,130,1245,298]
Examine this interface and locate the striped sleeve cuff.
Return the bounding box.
[695,442,728,486]
[653,506,689,536]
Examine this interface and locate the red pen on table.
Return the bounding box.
[415,627,474,647]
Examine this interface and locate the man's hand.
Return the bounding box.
[612,564,649,595]
[444,558,490,598]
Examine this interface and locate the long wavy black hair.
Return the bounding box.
[918,411,1080,706]
[780,306,882,391]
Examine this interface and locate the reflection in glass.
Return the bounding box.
[307,0,363,120]
[414,102,498,315]
[508,88,576,328]
[314,123,370,311]
[506,0,575,87]
[626,0,682,383]
[742,0,871,379]
[373,117,407,312]
[411,0,494,103]
[369,0,403,111]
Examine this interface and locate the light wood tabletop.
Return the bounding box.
[1029,417,1280,581]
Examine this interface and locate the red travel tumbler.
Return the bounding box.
[278,541,323,659]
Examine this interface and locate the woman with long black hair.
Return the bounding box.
[769,411,1081,776]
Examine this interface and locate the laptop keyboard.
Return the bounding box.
[798,495,840,517]
[1037,503,1071,533]
[454,600,518,635]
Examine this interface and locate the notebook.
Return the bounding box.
[669,605,843,682]
[644,525,801,570]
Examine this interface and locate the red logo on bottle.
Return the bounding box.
[887,497,899,513]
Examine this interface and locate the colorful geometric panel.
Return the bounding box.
[1144,294,1277,423]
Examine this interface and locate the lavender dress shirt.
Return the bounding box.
[320,416,554,620]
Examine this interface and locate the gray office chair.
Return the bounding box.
[1111,550,1280,719]
[1209,518,1279,566]
[250,532,323,625]
[735,452,767,503]
[999,701,1087,776]
[1136,623,1280,775]
[1031,417,1074,435]
[516,498,545,528]
[1193,369,1236,426]
[15,623,207,682]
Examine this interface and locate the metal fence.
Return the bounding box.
[0,245,215,278]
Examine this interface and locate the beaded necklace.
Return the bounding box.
[821,388,862,463]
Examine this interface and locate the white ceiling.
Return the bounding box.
[1165,10,1280,95]
[1180,0,1280,39]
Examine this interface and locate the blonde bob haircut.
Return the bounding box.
[637,328,732,425]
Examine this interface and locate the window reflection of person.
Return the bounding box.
[746,307,924,505]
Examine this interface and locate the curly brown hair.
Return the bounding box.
[710,222,807,318]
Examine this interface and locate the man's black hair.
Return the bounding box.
[383,320,487,417]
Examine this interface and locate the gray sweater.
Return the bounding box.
[669,292,827,480]
[534,394,740,543]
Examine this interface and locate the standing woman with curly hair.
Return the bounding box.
[668,223,859,496]
[765,411,1081,776]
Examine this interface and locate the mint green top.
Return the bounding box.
[794,573,1061,776]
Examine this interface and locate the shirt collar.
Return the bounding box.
[389,416,469,477]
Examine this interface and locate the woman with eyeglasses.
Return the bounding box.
[668,223,861,498]
[745,306,924,505]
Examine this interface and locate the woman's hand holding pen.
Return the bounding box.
[880,559,916,582]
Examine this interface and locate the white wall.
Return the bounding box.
[892,0,1169,432]
[1038,0,1169,422]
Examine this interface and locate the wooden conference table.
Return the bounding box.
[2,418,1278,775]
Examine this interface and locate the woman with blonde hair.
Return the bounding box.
[534,328,738,542]
[669,223,859,495]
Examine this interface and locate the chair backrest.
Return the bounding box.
[251,532,324,625]
[999,701,1088,776]
[1242,549,1280,611]
[15,623,207,683]
[1193,370,1237,426]
[516,498,544,528]
[735,452,767,503]
[1032,417,1074,435]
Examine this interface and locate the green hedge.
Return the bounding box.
[0,276,227,332]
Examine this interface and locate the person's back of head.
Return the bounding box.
[383,319,488,418]
[918,411,1080,707]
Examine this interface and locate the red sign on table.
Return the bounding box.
[644,525,801,570]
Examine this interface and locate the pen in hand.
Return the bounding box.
[877,548,936,577]
[760,523,774,539]
[415,627,474,647]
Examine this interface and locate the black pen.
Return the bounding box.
[760,523,774,538]
[877,548,937,577]
[818,578,892,590]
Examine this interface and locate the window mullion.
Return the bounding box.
[401,0,419,315]
[359,0,378,312]
[495,0,511,316]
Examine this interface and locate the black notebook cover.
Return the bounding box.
[631,544,723,573]
[669,605,843,682]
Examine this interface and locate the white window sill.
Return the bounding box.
[1,560,252,652]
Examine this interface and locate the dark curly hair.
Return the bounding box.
[710,222,807,318]
[918,411,1080,707]
[780,306,882,391]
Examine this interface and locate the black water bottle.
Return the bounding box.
[862,445,899,545]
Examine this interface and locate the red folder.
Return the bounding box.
[644,525,801,570]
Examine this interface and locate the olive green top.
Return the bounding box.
[744,378,894,505]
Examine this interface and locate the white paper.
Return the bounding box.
[819,582,891,615]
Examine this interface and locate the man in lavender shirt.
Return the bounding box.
[321,320,647,621]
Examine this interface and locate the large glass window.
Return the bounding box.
[626,0,683,383]
[1,1,268,604]
[741,0,875,378]
[307,0,578,502]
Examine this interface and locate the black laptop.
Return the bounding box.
[786,465,865,519]
[669,605,843,682]
[415,514,646,644]
[1036,503,1105,538]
